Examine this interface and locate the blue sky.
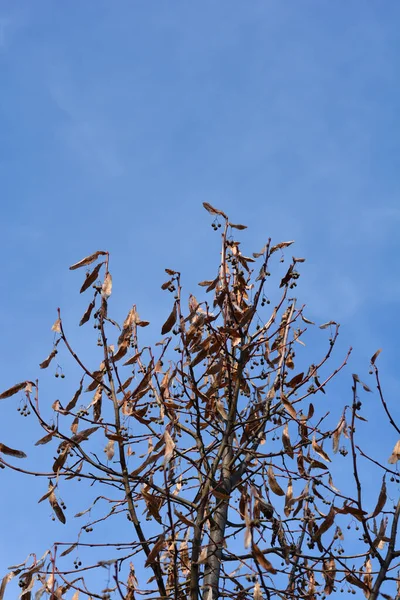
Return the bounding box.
[1,1,400,596]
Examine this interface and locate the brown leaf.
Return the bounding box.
[352,373,372,392]
[80,262,103,293]
[79,300,96,326]
[267,465,285,496]
[229,223,247,230]
[284,479,293,517]
[312,436,331,463]
[35,432,55,446]
[60,544,78,558]
[198,279,215,287]
[71,427,99,444]
[301,315,315,325]
[322,558,336,596]
[123,350,144,366]
[280,265,294,288]
[49,488,66,524]
[363,557,372,598]
[388,440,400,464]
[51,318,61,333]
[270,241,295,254]
[0,381,31,400]
[370,477,387,518]
[315,505,336,539]
[319,321,336,330]
[0,443,26,458]
[53,445,70,473]
[0,571,20,600]
[281,396,297,419]
[252,542,277,574]
[39,344,59,369]
[69,250,107,270]
[371,348,382,365]
[104,439,115,461]
[253,581,263,600]
[345,570,370,593]
[101,271,112,299]
[65,380,84,411]
[336,503,368,522]
[286,372,304,388]
[164,429,175,466]
[202,202,227,219]
[161,304,177,335]
[144,534,165,567]
[174,508,195,527]
[333,415,346,453]
[282,423,294,459]
[38,481,56,503]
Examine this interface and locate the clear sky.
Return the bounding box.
[1,1,400,597]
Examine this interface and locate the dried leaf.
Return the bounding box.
[388,440,400,464]
[174,508,195,527]
[51,318,62,334]
[79,300,96,326]
[336,503,368,522]
[281,396,297,419]
[69,250,107,270]
[371,348,382,365]
[252,542,276,574]
[38,481,56,504]
[0,571,20,600]
[280,265,294,287]
[286,372,304,389]
[253,581,262,600]
[35,432,55,446]
[314,505,336,539]
[229,223,247,230]
[282,423,294,459]
[101,272,112,299]
[333,415,346,453]
[0,443,26,458]
[49,488,66,524]
[202,202,227,219]
[323,558,336,596]
[0,381,31,400]
[284,479,293,517]
[301,315,315,325]
[104,440,115,461]
[164,430,175,466]
[267,465,285,496]
[363,557,372,598]
[352,373,372,392]
[71,427,99,445]
[370,477,387,518]
[319,321,336,330]
[60,544,77,558]
[65,380,84,412]
[345,570,370,593]
[80,262,103,293]
[312,436,331,463]
[161,304,177,335]
[123,350,144,366]
[270,241,295,254]
[39,345,59,369]
[144,534,165,567]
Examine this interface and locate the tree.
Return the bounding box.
[0,203,398,600]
